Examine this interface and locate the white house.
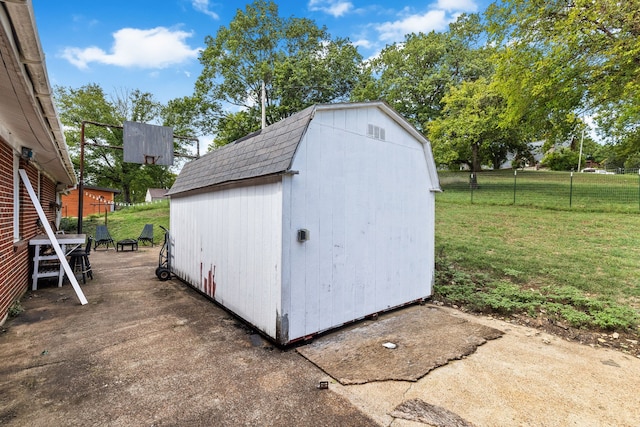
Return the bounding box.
[145,188,168,202]
[167,102,441,345]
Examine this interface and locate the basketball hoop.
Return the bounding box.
[124,121,173,166]
[144,155,161,165]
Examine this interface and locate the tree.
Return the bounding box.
[193,0,364,147]
[55,84,178,203]
[352,14,493,132]
[428,78,527,173]
[486,0,640,143]
[541,148,581,172]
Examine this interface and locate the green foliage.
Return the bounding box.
[210,110,261,150]
[541,148,581,171]
[353,14,492,132]
[434,258,638,331]
[428,77,528,171]
[8,300,24,318]
[486,0,640,143]
[193,0,364,146]
[54,84,178,203]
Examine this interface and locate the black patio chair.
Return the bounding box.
[94,225,115,250]
[137,223,154,247]
[69,236,93,284]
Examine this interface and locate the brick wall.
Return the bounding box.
[0,140,59,322]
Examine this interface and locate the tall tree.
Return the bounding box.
[428,78,527,172]
[486,0,640,144]
[352,14,492,132]
[193,0,364,147]
[55,84,178,203]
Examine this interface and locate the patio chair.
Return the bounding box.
[69,236,93,284]
[137,224,154,247]
[94,225,115,250]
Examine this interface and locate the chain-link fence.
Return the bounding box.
[438,169,640,212]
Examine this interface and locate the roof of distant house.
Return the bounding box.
[83,185,121,194]
[147,188,168,198]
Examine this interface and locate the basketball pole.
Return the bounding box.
[76,120,199,234]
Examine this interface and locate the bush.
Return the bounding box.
[541,148,581,171]
[434,254,639,331]
[8,300,23,318]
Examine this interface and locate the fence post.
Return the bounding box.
[470,173,474,203]
[513,169,517,205]
[569,170,573,208]
[638,169,640,211]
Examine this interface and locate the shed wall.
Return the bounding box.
[170,181,283,338]
[61,187,116,218]
[282,107,435,341]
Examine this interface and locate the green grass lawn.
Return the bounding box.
[435,196,640,332]
[61,200,170,247]
[439,170,640,212]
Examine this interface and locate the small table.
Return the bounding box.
[30,234,87,290]
[117,239,138,252]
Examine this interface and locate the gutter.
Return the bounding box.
[1,0,76,187]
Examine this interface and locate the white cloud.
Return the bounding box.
[352,39,372,49]
[191,0,219,20]
[435,0,478,12]
[376,10,448,41]
[308,0,354,18]
[61,27,201,70]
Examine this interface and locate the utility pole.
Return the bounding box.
[577,128,584,172]
[261,80,266,129]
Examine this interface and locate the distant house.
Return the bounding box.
[168,102,441,345]
[500,141,546,169]
[0,2,77,322]
[61,186,120,218]
[145,188,168,202]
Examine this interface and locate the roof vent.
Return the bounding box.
[367,124,385,141]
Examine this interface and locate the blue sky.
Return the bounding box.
[32,0,491,106]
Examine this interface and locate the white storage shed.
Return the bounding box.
[167,102,441,345]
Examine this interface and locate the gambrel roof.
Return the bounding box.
[168,105,314,196]
[168,101,440,197]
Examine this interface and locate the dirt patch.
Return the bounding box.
[432,301,640,358]
[297,306,503,385]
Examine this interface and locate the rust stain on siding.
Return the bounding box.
[203,264,216,298]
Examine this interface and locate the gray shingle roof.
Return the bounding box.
[167,105,315,196]
[147,188,168,198]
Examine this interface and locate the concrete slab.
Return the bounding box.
[329,309,640,426]
[0,248,374,426]
[2,246,640,426]
[297,306,503,384]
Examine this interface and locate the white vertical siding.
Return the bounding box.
[170,181,283,338]
[284,107,434,341]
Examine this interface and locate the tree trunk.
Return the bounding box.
[122,184,132,204]
[470,142,480,189]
